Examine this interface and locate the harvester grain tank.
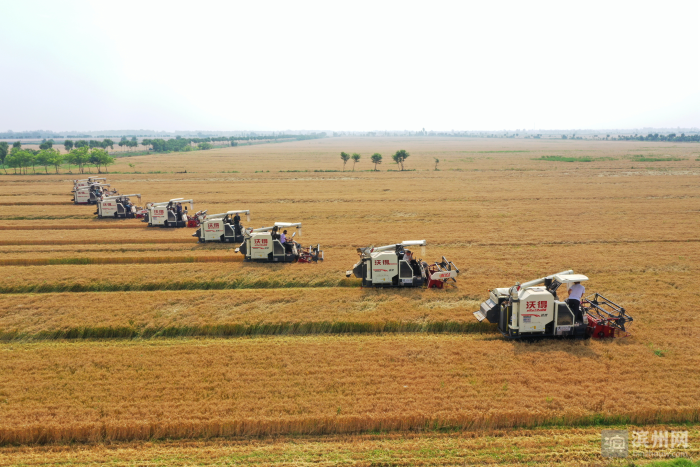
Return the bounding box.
[473,270,633,339]
[145,199,194,227]
[73,177,105,192]
[236,222,323,263]
[194,210,250,243]
[96,194,142,218]
[346,240,459,288]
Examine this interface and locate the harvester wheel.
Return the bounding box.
[164,221,169,228]
[114,212,118,218]
[199,237,205,243]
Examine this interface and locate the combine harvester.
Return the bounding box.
[473,269,633,339]
[73,183,113,205]
[96,194,142,219]
[193,210,251,243]
[236,222,323,263]
[346,240,459,288]
[144,199,194,228]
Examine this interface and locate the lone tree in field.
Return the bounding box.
[434,157,440,170]
[392,149,410,171]
[340,152,350,171]
[351,153,361,171]
[371,153,382,171]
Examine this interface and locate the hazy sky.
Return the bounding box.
[1,0,698,132]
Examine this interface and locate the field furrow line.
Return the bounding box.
[0,255,242,266]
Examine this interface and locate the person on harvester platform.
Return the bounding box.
[567,281,585,317]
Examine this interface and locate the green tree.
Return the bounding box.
[370,153,382,171]
[102,139,115,150]
[434,157,440,171]
[141,139,152,150]
[197,142,213,150]
[0,142,8,174]
[392,149,410,171]
[64,140,74,152]
[90,148,114,173]
[12,141,21,150]
[340,152,350,171]
[70,147,90,174]
[351,153,361,171]
[36,149,53,173]
[75,140,89,149]
[46,148,63,174]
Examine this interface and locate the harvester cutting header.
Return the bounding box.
[346,240,459,288]
[474,270,633,339]
[236,222,323,263]
[194,210,250,243]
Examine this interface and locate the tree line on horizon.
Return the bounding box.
[339,150,411,171]
[0,141,115,175]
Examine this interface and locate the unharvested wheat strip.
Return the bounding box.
[0,255,243,266]
[0,336,698,445]
[0,224,147,230]
[0,238,198,246]
[0,201,73,206]
[0,288,489,340]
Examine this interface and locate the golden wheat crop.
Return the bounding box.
[0,137,699,452]
[0,335,699,445]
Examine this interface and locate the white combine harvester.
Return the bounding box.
[145,198,194,228]
[193,210,251,243]
[236,222,323,263]
[346,240,459,288]
[96,194,142,219]
[74,183,113,205]
[474,269,633,339]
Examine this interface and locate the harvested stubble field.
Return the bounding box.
[1,137,699,464]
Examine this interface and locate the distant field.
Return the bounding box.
[1,137,699,463]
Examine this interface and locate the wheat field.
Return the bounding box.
[1,136,699,464]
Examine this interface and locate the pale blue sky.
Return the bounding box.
[1,0,698,132]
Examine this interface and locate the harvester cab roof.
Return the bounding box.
[474,269,632,339]
[347,240,459,288]
[236,222,323,263]
[194,210,251,243]
[146,198,194,228]
[96,194,141,219]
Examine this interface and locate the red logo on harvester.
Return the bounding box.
[254,239,268,246]
[154,209,165,215]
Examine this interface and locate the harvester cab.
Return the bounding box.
[474,270,633,339]
[96,194,141,219]
[236,222,323,263]
[346,240,460,288]
[74,183,111,205]
[194,210,250,243]
[145,199,194,228]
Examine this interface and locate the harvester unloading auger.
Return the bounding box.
[346,240,459,288]
[473,270,633,339]
[193,210,251,243]
[235,222,323,263]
